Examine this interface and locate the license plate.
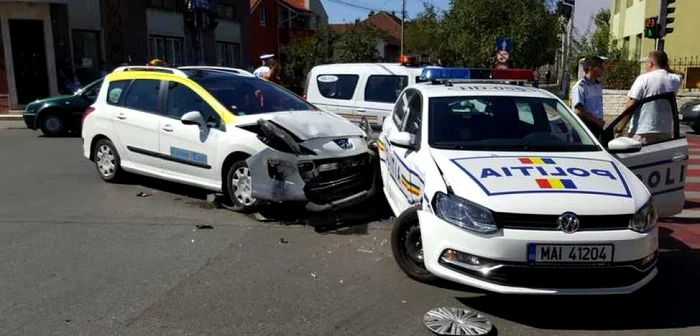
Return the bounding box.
[527,244,614,265]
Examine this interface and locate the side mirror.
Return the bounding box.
[388,131,415,148]
[181,111,206,128]
[608,137,642,153]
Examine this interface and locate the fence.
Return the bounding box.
[670,56,700,92]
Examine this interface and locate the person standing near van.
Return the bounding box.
[619,50,683,145]
[254,54,274,79]
[571,56,605,137]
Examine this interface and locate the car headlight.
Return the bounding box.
[629,199,657,233]
[433,192,498,234]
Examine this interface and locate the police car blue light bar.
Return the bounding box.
[420,68,471,81]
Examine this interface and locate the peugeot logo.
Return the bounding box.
[334,138,353,150]
[557,212,580,234]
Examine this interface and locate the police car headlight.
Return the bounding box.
[629,199,657,233]
[433,192,498,234]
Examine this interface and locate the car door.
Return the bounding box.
[602,92,688,217]
[361,74,409,129]
[109,79,163,171]
[158,80,223,188]
[383,89,423,214]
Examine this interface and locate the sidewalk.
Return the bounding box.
[0,110,23,121]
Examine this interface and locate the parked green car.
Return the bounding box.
[23,78,103,136]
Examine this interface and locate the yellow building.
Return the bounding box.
[610,0,700,62]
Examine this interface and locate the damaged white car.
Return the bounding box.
[82,66,378,212]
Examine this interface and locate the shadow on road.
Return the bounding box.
[456,231,700,331]
[123,174,212,201]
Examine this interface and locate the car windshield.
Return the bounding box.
[428,95,600,152]
[185,71,317,116]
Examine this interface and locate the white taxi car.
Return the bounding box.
[378,67,687,294]
[82,66,377,213]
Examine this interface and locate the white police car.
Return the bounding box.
[378,67,688,294]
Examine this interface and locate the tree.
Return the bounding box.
[331,23,381,63]
[443,0,562,68]
[280,27,335,94]
[404,4,450,62]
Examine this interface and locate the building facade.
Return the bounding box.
[610,0,700,61]
[329,11,402,63]
[0,0,249,114]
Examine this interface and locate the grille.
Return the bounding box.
[494,212,632,231]
[303,153,375,204]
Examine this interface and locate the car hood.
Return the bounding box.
[26,95,74,109]
[428,148,649,215]
[234,110,365,141]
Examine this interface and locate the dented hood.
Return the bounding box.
[263,111,365,140]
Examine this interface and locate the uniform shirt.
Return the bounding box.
[571,77,604,121]
[627,69,683,134]
[253,66,270,79]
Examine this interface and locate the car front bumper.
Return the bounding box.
[418,210,658,295]
[23,112,37,130]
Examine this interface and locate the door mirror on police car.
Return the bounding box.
[181,111,206,128]
[608,137,642,153]
[389,132,415,149]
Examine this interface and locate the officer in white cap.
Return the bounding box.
[254,54,274,79]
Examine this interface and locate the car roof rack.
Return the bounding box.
[112,66,188,78]
[178,66,255,77]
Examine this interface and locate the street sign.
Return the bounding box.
[496,50,510,63]
[496,38,512,52]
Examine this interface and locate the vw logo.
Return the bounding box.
[334,138,353,150]
[557,212,580,234]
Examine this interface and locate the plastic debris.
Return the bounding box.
[357,248,374,254]
[310,273,317,279]
[136,191,152,197]
[195,224,214,229]
[206,194,217,203]
[401,300,408,304]
[191,239,195,243]
[339,280,344,284]
[279,238,289,244]
[423,307,493,336]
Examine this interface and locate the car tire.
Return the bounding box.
[225,160,259,213]
[40,113,65,137]
[94,139,124,182]
[391,206,440,283]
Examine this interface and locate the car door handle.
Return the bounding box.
[672,154,687,161]
[161,125,174,132]
[116,113,127,120]
[357,108,366,113]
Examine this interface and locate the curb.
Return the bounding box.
[0,115,23,121]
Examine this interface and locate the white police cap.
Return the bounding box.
[260,54,275,60]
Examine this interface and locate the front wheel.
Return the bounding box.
[94,139,124,182]
[391,207,440,283]
[225,161,259,213]
[40,114,65,137]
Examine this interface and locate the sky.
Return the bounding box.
[323,0,611,38]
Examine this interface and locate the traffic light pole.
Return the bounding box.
[657,0,667,51]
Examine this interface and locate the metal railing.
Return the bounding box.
[670,56,700,92]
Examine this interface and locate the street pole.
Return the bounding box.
[657,0,667,51]
[401,0,405,56]
[560,6,574,98]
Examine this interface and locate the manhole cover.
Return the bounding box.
[423,307,493,335]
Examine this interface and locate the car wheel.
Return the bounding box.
[40,114,65,137]
[391,207,440,283]
[226,161,259,213]
[94,139,124,182]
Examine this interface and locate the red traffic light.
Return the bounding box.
[645,17,657,28]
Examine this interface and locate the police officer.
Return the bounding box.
[254,54,274,79]
[571,56,605,138]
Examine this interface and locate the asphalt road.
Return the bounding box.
[2,126,700,336]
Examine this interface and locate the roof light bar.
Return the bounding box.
[420,67,536,83]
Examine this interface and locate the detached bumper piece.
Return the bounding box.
[439,249,657,290]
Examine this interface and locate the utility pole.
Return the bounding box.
[558,0,575,99]
[401,0,405,56]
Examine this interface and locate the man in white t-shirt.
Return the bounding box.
[620,50,683,145]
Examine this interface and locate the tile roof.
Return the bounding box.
[329,12,401,45]
[251,0,311,13]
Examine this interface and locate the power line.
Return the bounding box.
[325,0,397,13]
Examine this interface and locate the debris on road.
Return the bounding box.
[252,212,275,222]
[195,224,214,230]
[191,239,195,243]
[401,300,407,304]
[310,273,317,279]
[279,237,289,244]
[339,280,344,284]
[423,307,492,336]
[136,191,152,197]
[357,248,374,254]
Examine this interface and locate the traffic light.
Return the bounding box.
[659,0,676,37]
[644,17,658,39]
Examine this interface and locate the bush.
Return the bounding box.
[604,59,639,89]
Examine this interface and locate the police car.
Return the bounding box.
[82,66,377,213]
[378,67,688,294]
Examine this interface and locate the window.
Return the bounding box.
[614,0,620,13]
[72,30,103,84]
[260,8,268,26]
[635,33,642,60]
[622,37,630,57]
[626,0,633,8]
[316,74,359,100]
[184,70,317,116]
[364,75,408,103]
[217,4,236,20]
[106,80,131,106]
[166,81,219,126]
[393,91,409,127]
[402,91,422,137]
[216,42,241,67]
[123,79,161,113]
[149,36,183,66]
[81,79,103,101]
[428,96,599,152]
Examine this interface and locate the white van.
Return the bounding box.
[305,62,429,128]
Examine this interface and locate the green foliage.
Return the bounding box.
[604,59,640,89]
[331,23,382,63]
[405,4,448,61]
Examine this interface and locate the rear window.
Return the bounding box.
[364,75,408,103]
[123,79,161,113]
[316,74,358,100]
[106,80,131,106]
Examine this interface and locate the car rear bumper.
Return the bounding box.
[418,210,658,295]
